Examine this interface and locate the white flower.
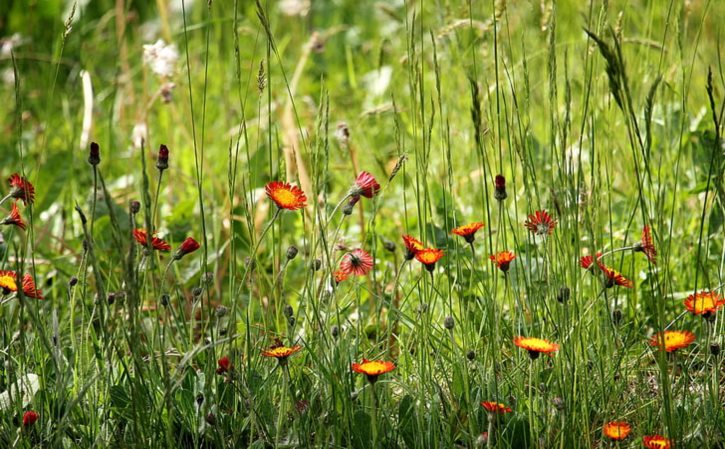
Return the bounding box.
[279,0,310,17]
[132,122,148,149]
[143,39,178,78]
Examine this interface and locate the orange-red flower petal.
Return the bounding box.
[643,435,672,449]
[524,210,557,236]
[7,173,35,206]
[684,291,725,316]
[262,344,302,359]
[133,229,172,251]
[452,222,484,242]
[265,181,307,211]
[1,203,26,230]
[351,359,395,377]
[603,421,632,441]
[649,330,695,352]
[490,251,516,272]
[480,401,512,414]
[513,336,559,356]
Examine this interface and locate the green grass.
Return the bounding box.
[0,0,723,447]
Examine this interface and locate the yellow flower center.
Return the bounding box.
[0,275,17,292]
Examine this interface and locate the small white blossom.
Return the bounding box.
[143,39,178,79]
[279,0,310,17]
[132,122,148,150]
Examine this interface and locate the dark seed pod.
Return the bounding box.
[160,294,170,307]
[286,245,299,260]
[88,142,101,166]
[444,316,455,330]
[283,304,294,318]
[311,259,322,272]
[130,200,141,214]
[711,343,720,356]
[382,239,396,253]
[331,325,339,338]
[557,286,570,303]
[69,276,78,287]
[192,287,203,298]
[466,350,476,361]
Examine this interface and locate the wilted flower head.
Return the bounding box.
[21,273,43,299]
[524,210,556,236]
[634,225,656,265]
[350,171,380,199]
[1,203,26,230]
[339,248,374,277]
[143,39,178,78]
[7,173,35,206]
[133,229,171,252]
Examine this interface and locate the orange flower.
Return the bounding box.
[643,435,672,449]
[480,401,512,414]
[334,269,349,284]
[265,181,307,211]
[513,336,559,360]
[216,356,232,374]
[133,229,171,251]
[402,235,424,260]
[601,266,634,289]
[262,344,302,364]
[452,222,484,243]
[635,225,656,265]
[339,248,374,276]
[684,291,725,317]
[351,359,395,383]
[580,252,602,270]
[490,251,516,273]
[0,270,18,294]
[1,203,26,230]
[649,330,695,353]
[524,210,556,236]
[173,237,200,260]
[7,173,35,206]
[415,248,444,272]
[21,274,43,299]
[603,421,632,441]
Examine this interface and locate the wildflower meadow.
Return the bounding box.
[1,0,724,448]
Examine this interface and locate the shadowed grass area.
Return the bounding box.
[0,0,723,447]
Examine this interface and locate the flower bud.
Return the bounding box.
[130,200,141,214]
[88,142,101,166]
[444,316,455,330]
[283,304,294,317]
[494,174,507,201]
[286,245,299,260]
[466,350,476,361]
[156,144,169,171]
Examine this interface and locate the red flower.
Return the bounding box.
[339,248,373,276]
[643,435,672,449]
[265,181,307,211]
[452,222,485,243]
[174,237,201,260]
[1,203,26,230]
[415,248,444,272]
[580,252,632,288]
[133,229,171,251]
[21,274,43,299]
[490,251,516,273]
[402,235,424,260]
[480,401,512,414]
[22,410,39,428]
[216,356,232,374]
[334,269,349,284]
[156,144,170,171]
[494,174,507,201]
[635,225,657,265]
[524,210,557,236]
[351,171,380,199]
[579,252,602,270]
[7,173,35,206]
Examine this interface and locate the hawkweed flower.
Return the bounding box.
[1,202,26,230]
[173,237,200,261]
[350,171,380,199]
[0,270,18,294]
[156,144,169,172]
[402,235,424,260]
[684,291,725,319]
[133,229,171,251]
[21,274,43,299]
[601,266,634,289]
[524,210,557,236]
[579,252,602,270]
[351,359,395,383]
[22,410,39,428]
[634,225,656,265]
[262,344,302,366]
[490,251,516,273]
[339,248,374,277]
[334,269,349,284]
[480,401,512,414]
[265,181,307,211]
[513,336,559,360]
[415,248,444,273]
[452,222,484,244]
[88,141,100,166]
[602,421,632,441]
[7,173,35,206]
[494,174,507,201]
[642,435,672,449]
[649,330,695,353]
[216,356,232,375]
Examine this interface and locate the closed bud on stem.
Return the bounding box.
[156,144,169,171]
[88,142,101,166]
